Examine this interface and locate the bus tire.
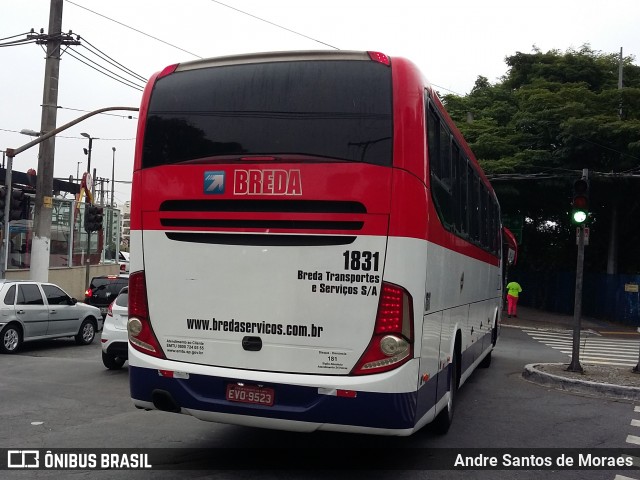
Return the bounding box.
[432,344,459,435]
[479,350,492,368]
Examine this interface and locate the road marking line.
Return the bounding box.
[528,338,639,349]
[554,349,636,359]
[635,406,640,413]
[631,419,640,427]
[529,336,639,347]
[546,345,639,355]
[615,474,638,480]
[627,434,640,445]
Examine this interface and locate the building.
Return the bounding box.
[120,200,131,249]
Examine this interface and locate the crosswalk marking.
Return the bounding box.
[626,435,640,446]
[523,329,640,367]
[618,407,640,480]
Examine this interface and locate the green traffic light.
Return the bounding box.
[572,210,587,223]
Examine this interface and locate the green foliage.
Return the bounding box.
[443,46,640,273]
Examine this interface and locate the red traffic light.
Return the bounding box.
[572,178,589,206]
[571,177,590,224]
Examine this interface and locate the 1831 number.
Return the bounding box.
[343,250,380,271]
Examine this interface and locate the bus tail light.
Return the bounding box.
[157,63,178,79]
[128,271,166,359]
[351,282,413,375]
[368,51,390,66]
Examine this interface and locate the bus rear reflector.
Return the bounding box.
[351,282,413,375]
[336,389,357,398]
[128,271,166,359]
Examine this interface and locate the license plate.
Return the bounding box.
[100,307,108,314]
[226,384,274,406]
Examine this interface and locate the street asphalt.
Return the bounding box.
[501,305,640,401]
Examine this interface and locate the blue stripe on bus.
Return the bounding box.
[130,367,439,430]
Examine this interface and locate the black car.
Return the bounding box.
[84,275,129,318]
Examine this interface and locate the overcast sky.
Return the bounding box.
[1,0,639,206]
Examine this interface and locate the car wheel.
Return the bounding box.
[75,319,96,345]
[1,324,22,354]
[102,351,126,370]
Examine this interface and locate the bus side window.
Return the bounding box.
[427,103,454,230]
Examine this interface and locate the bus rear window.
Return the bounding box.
[142,60,392,168]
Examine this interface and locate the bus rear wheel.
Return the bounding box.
[432,348,459,434]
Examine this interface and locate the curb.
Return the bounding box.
[522,363,640,401]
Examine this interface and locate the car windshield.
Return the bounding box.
[91,278,127,294]
[115,288,128,307]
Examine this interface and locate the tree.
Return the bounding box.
[443,46,640,274]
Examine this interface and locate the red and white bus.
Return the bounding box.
[128,50,513,436]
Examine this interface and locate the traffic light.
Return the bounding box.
[10,189,25,221]
[84,205,104,232]
[94,206,103,231]
[571,177,589,224]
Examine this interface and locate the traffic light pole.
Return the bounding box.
[84,140,92,292]
[1,106,137,281]
[568,224,585,372]
[568,168,589,373]
[1,154,13,277]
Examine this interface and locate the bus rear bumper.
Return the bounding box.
[129,362,434,436]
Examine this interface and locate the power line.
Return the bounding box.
[487,171,640,181]
[66,46,145,90]
[65,48,144,91]
[209,0,339,50]
[64,0,203,59]
[432,83,464,96]
[79,36,147,83]
[0,31,33,42]
[57,105,137,120]
[0,37,38,47]
[0,127,134,141]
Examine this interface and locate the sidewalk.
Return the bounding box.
[501,306,640,401]
[502,305,640,337]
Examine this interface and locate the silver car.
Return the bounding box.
[0,280,102,354]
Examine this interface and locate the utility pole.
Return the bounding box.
[607,47,624,276]
[618,47,624,120]
[111,147,116,209]
[30,0,80,282]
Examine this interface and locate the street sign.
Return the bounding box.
[576,227,590,246]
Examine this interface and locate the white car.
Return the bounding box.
[101,286,128,369]
[119,251,130,274]
[0,280,102,354]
